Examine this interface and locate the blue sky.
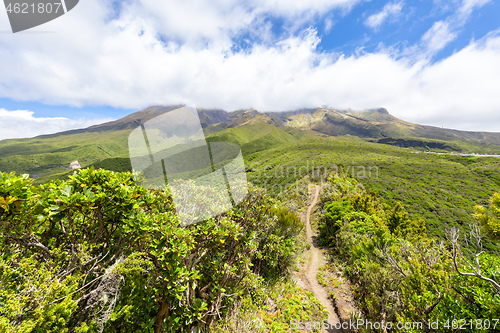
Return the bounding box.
[0,0,500,139]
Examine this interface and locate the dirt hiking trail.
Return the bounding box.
[304,185,343,333]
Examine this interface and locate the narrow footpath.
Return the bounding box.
[304,185,342,333]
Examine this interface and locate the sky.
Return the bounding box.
[0,0,499,140]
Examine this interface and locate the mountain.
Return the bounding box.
[1,105,500,184]
[28,105,500,146]
[3,104,500,248]
[202,107,500,146]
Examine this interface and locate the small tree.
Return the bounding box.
[474,192,500,239]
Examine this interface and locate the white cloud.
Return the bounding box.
[420,0,491,55]
[0,109,113,141]
[123,0,363,48]
[458,0,491,18]
[0,0,499,139]
[431,0,461,14]
[421,21,457,54]
[395,31,500,131]
[324,16,334,34]
[365,1,404,31]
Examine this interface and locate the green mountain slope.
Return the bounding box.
[0,129,131,183]
[0,120,308,183]
[1,105,500,251]
[202,106,500,151]
[244,134,500,252]
[263,107,500,147]
[206,122,310,154]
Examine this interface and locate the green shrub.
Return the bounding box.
[0,169,304,332]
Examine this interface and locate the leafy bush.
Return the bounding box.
[317,175,500,332]
[0,169,305,332]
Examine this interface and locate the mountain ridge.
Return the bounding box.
[34,105,500,146]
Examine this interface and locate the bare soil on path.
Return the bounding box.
[303,186,343,333]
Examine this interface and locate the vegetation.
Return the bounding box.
[0,130,131,184]
[317,174,500,332]
[2,107,500,331]
[1,114,500,251]
[240,134,500,252]
[0,169,321,332]
[210,281,327,333]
